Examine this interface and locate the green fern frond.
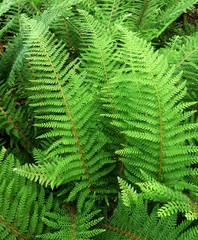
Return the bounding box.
[98,178,198,240]
[87,0,198,41]
[15,15,115,208]
[124,0,163,40]
[137,180,191,203]
[78,9,118,93]
[77,10,125,155]
[0,35,36,152]
[103,27,198,187]
[0,0,23,40]
[99,196,194,240]
[0,88,34,150]
[92,0,132,30]
[158,201,198,220]
[0,147,54,239]
[178,226,198,240]
[0,35,22,83]
[119,177,198,221]
[155,0,198,39]
[160,33,198,101]
[39,0,83,26]
[49,14,81,55]
[37,200,104,239]
[118,177,138,206]
[137,179,198,220]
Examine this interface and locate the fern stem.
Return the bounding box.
[107,0,116,30]
[64,17,82,37]
[175,46,198,70]
[0,217,29,240]
[153,78,164,182]
[136,0,148,29]
[101,224,146,240]
[64,205,76,240]
[36,35,91,183]
[0,106,34,148]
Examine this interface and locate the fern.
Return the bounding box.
[155,0,198,39]
[98,178,198,240]
[1,0,198,239]
[0,147,54,239]
[103,27,198,188]
[78,9,117,93]
[160,33,198,101]
[39,0,83,26]
[14,15,115,210]
[0,88,34,150]
[37,200,104,239]
[84,0,198,40]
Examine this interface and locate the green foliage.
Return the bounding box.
[0,0,198,239]
[103,27,198,189]
[160,33,198,101]
[0,147,54,239]
[99,178,198,240]
[37,200,104,239]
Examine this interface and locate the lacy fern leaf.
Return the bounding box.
[0,147,54,239]
[98,178,198,240]
[161,33,198,101]
[38,200,104,240]
[103,27,198,188]
[15,15,114,208]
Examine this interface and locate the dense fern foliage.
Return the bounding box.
[1,0,198,239]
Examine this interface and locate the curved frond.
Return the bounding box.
[103,27,198,187]
[15,16,114,207]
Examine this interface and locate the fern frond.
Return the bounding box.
[99,195,194,240]
[178,226,198,240]
[98,178,198,240]
[76,9,126,159]
[87,1,198,41]
[158,202,198,220]
[49,14,81,56]
[93,0,132,30]
[0,88,34,150]
[155,0,198,39]
[0,147,54,239]
[103,27,198,188]
[77,9,117,93]
[37,200,104,239]
[123,0,163,40]
[161,33,198,101]
[137,180,191,203]
[39,0,83,26]
[0,0,23,40]
[118,177,138,206]
[15,15,115,208]
[137,179,198,220]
